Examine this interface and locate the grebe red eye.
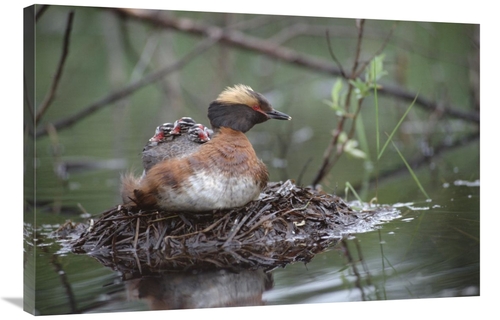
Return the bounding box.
[252,105,260,110]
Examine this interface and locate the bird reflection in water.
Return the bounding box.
[125,269,273,309]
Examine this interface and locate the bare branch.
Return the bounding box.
[353,21,397,79]
[24,74,34,134]
[325,29,346,78]
[310,22,368,187]
[269,22,310,44]
[381,83,478,122]
[35,11,74,125]
[229,14,284,32]
[351,132,480,191]
[114,8,345,77]
[35,5,50,22]
[114,8,479,124]
[35,36,219,138]
[351,19,366,78]
[311,23,398,186]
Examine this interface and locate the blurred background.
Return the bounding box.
[26,5,479,214]
[23,3,480,315]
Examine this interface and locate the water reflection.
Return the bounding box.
[24,179,479,315]
[125,269,273,309]
[266,183,480,304]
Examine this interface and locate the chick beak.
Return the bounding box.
[266,109,292,120]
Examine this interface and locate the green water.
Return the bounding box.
[24,155,479,314]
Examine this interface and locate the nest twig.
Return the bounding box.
[66,180,386,276]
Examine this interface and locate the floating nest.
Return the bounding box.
[64,180,395,277]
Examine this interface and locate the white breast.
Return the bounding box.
[155,170,261,211]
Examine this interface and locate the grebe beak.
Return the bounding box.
[266,109,292,120]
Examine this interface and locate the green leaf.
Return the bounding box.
[367,54,388,84]
[332,79,343,107]
[338,131,348,143]
[349,79,369,99]
[342,136,367,159]
[322,99,345,116]
[346,148,367,159]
